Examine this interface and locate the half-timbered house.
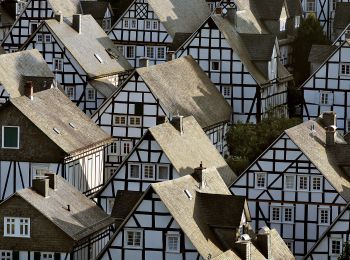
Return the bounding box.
[21,14,133,115]
[302,39,350,133]
[0,4,14,43]
[304,202,350,259]
[230,112,350,258]
[107,0,210,67]
[0,49,55,106]
[0,173,114,260]
[333,23,350,46]
[92,56,232,171]
[175,13,293,123]
[0,87,112,200]
[80,1,114,31]
[96,167,294,260]
[96,116,236,214]
[308,44,337,73]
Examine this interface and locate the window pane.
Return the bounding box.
[3,127,19,148]
[158,166,169,180]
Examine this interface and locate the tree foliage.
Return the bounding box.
[292,14,330,86]
[339,241,350,260]
[226,117,302,174]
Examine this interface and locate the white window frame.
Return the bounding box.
[210,60,221,71]
[124,229,143,249]
[37,34,43,43]
[4,217,30,238]
[124,18,137,29]
[65,86,75,100]
[306,0,316,12]
[223,86,231,98]
[271,206,281,222]
[284,175,296,190]
[318,208,330,225]
[311,176,322,191]
[114,115,127,126]
[0,251,12,260]
[121,141,132,156]
[125,46,136,59]
[102,18,112,31]
[297,175,308,191]
[143,164,155,180]
[44,34,52,43]
[340,63,350,76]
[157,47,166,60]
[283,207,294,223]
[109,141,118,155]
[129,116,141,127]
[86,88,96,101]
[330,238,342,256]
[255,172,267,189]
[128,163,141,180]
[280,18,287,31]
[2,126,20,149]
[53,58,63,72]
[145,46,155,59]
[41,252,54,260]
[157,164,170,180]
[166,232,181,253]
[320,91,332,106]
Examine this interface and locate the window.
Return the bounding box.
[53,58,63,71]
[271,207,281,222]
[255,172,267,189]
[129,164,140,179]
[129,116,141,127]
[298,176,308,191]
[30,23,39,34]
[284,175,295,190]
[320,91,331,105]
[157,165,169,180]
[65,86,75,99]
[114,115,127,126]
[125,229,142,248]
[146,46,154,59]
[124,18,137,29]
[340,63,350,75]
[37,34,43,43]
[45,35,52,43]
[211,60,220,71]
[295,16,300,28]
[306,0,316,12]
[4,217,30,237]
[143,165,155,180]
[102,18,111,30]
[319,208,330,225]
[166,232,180,253]
[116,45,124,54]
[125,46,135,58]
[110,142,118,155]
[157,47,166,60]
[41,252,54,260]
[0,251,12,260]
[223,86,231,97]
[330,239,342,256]
[145,20,159,30]
[280,18,286,31]
[311,176,322,191]
[145,20,151,29]
[283,207,294,223]
[2,126,20,149]
[285,240,293,252]
[86,88,96,101]
[121,141,132,155]
[332,0,337,10]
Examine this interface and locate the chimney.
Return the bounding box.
[257,227,272,260]
[138,57,149,67]
[326,125,336,146]
[45,172,57,190]
[166,51,175,61]
[55,12,63,23]
[32,177,49,197]
[235,235,251,260]
[171,115,184,135]
[323,111,336,127]
[193,162,206,189]
[226,6,237,24]
[72,14,82,34]
[24,81,33,100]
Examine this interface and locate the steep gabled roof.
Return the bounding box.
[10,88,111,155]
[147,0,210,38]
[148,116,236,185]
[285,0,302,17]
[47,0,82,16]
[240,34,276,61]
[11,175,114,241]
[137,56,232,128]
[308,44,337,64]
[0,49,54,98]
[45,15,132,78]
[248,0,285,20]
[334,3,350,29]
[81,1,111,24]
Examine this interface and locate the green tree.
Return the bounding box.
[292,14,330,86]
[339,241,350,260]
[226,117,302,175]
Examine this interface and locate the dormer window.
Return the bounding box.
[2,126,20,149]
[280,18,286,31]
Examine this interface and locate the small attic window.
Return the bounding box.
[53,128,60,134]
[184,189,192,200]
[69,122,76,129]
[94,53,103,63]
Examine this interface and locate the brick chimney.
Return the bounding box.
[326,125,336,146]
[257,227,272,260]
[138,57,149,67]
[235,234,251,260]
[72,14,82,34]
[55,12,63,23]
[45,172,57,190]
[24,81,33,100]
[32,177,49,197]
[171,115,184,135]
[323,111,336,127]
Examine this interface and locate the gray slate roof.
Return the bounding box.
[0,49,54,98]
[285,119,350,201]
[248,0,285,20]
[10,88,111,155]
[308,44,337,64]
[81,1,111,24]
[334,3,350,29]
[14,175,114,241]
[47,0,82,17]
[240,34,276,61]
[137,56,232,129]
[148,116,237,186]
[147,0,210,38]
[45,15,132,78]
